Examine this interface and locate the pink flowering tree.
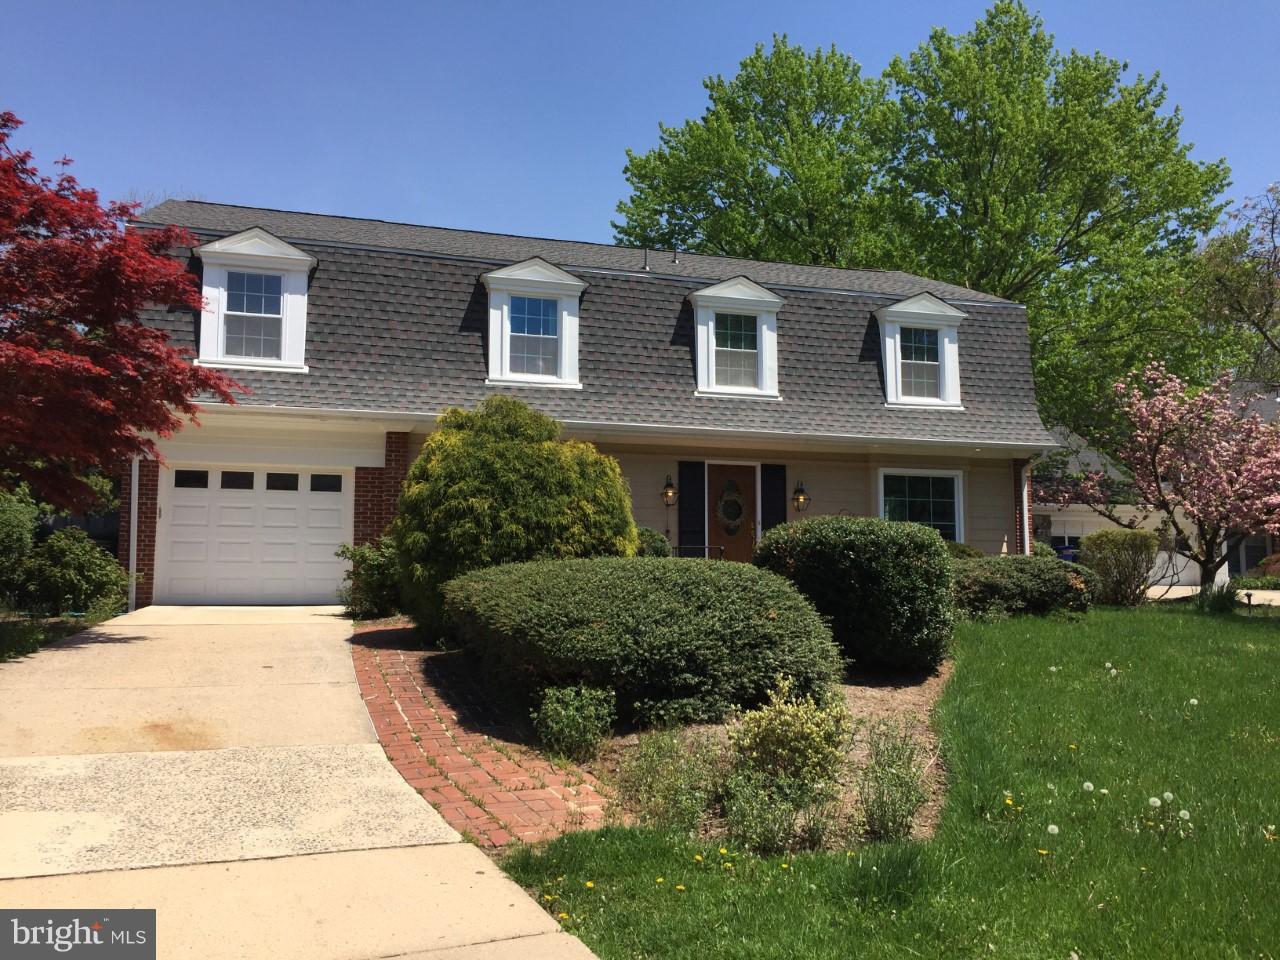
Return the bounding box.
[1040,362,1280,587]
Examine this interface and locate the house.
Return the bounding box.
[118,200,1055,607]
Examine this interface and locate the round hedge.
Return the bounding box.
[443,556,841,725]
[753,516,955,672]
[952,555,1095,618]
[393,396,638,634]
[635,526,673,557]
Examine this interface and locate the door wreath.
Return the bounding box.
[716,480,745,535]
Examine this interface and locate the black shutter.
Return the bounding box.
[677,460,705,557]
[761,463,787,531]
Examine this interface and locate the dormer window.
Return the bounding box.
[194,228,316,373]
[690,277,783,398]
[482,258,586,389]
[876,292,965,408]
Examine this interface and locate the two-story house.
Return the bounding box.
[119,201,1055,607]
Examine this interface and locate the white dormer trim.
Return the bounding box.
[876,292,965,409]
[689,276,783,399]
[194,227,317,272]
[482,258,586,388]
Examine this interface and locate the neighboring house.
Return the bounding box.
[118,200,1055,607]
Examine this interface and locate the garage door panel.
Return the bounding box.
[156,466,352,605]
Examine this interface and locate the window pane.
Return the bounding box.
[223,314,283,359]
[220,470,254,490]
[508,297,559,375]
[310,473,342,493]
[901,361,940,398]
[715,347,758,387]
[713,314,759,387]
[901,328,939,362]
[174,469,208,489]
[882,473,958,541]
[266,472,299,491]
[227,272,282,316]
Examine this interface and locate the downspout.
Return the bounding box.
[1021,461,1032,555]
[127,456,139,611]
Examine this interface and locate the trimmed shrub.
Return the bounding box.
[753,516,955,672]
[336,536,400,619]
[1232,573,1280,591]
[1030,540,1057,559]
[729,677,848,794]
[18,528,127,616]
[0,489,38,602]
[393,396,638,635]
[635,526,673,557]
[1079,529,1158,606]
[953,555,1094,619]
[531,685,616,761]
[616,729,726,834]
[443,556,841,725]
[945,540,985,560]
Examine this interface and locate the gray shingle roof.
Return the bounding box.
[137,201,1054,449]
[138,200,1012,305]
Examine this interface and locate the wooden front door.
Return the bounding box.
[706,463,757,562]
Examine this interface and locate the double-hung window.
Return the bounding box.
[876,293,965,408]
[482,258,586,388]
[224,272,283,360]
[508,295,559,377]
[194,227,315,373]
[690,277,782,398]
[714,313,759,388]
[880,469,964,542]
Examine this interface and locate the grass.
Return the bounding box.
[0,613,111,661]
[505,607,1280,958]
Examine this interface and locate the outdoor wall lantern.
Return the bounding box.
[661,475,679,507]
[791,481,811,512]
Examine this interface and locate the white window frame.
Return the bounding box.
[878,467,965,543]
[194,228,315,373]
[689,277,783,399]
[482,258,586,389]
[875,293,966,409]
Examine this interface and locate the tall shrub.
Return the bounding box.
[392,396,638,633]
[0,488,38,602]
[754,516,955,672]
[1079,528,1158,606]
[18,528,127,616]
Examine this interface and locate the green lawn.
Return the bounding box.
[505,607,1280,959]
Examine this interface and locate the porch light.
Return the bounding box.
[661,476,679,507]
[791,481,811,512]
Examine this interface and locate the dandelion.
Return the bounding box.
[1047,824,1060,836]
[1069,743,1078,751]
[655,877,664,884]
[1149,797,1162,809]
[675,884,686,892]
[1110,668,1118,678]
[1179,810,1191,821]
[1189,698,1199,706]
[1083,782,1095,792]
[584,881,595,889]
[719,847,728,856]
[723,862,733,869]
[693,854,703,863]
[780,863,790,870]
[1037,849,1050,856]
[1163,791,1174,803]
[1105,662,1113,670]
[1050,666,1058,673]
[1099,788,1109,797]
[558,912,570,921]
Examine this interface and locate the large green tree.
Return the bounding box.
[614,3,1238,438]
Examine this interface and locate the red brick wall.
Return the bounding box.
[355,431,411,544]
[117,459,159,607]
[1012,458,1031,555]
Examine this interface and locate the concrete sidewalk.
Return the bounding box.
[0,606,593,959]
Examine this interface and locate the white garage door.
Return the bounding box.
[154,465,354,604]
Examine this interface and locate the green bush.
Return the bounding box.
[393,396,638,634]
[1231,574,1280,591]
[443,556,840,725]
[531,685,616,761]
[1030,540,1057,558]
[17,528,127,617]
[635,526,673,557]
[1195,581,1238,613]
[616,729,726,834]
[953,555,1094,619]
[336,536,400,619]
[859,720,926,840]
[729,677,848,794]
[753,516,955,673]
[0,616,43,661]
[0,489,38,602]
[945,540,985,560]
[1079,529,1158,606]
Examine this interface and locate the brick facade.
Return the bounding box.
[116,459,160,607]
[1012,458,1031,555]
[354,431,411,545]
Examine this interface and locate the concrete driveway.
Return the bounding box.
[0,606,592,960]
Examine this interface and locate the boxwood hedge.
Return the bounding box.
[753,516,954,673]
[442,556,841,725]
[953,555,1096,619]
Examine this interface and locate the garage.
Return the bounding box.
[153,464,354,604]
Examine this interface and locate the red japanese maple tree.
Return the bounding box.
[0,112,239,509]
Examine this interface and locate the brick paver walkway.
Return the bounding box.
[351,626,610,848]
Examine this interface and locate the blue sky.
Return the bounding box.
[3,0,1275,244]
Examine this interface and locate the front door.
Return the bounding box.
[706,463,757,562]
